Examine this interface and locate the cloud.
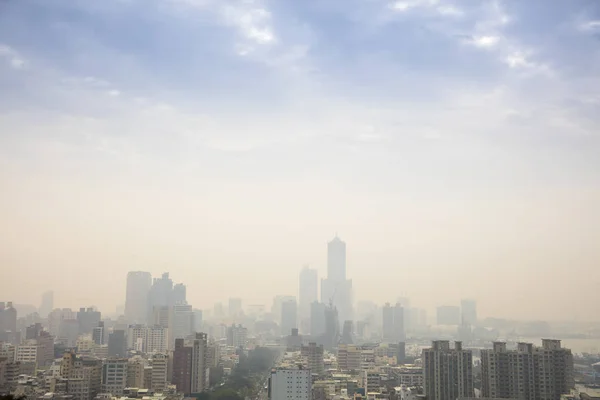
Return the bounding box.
[578,20,600,33]
[467,35,501,48]
[0,44,26,69]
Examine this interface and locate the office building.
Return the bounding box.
[108,330,127,358]
[272,295,296,325]
[337,344,362,371]
[460,299,477,325]
[170,303,194,348]
[228,298,242,318]
[39,291,54,319]
[423,341,473,400]
[301,342,324,374]
[128,325,147,352]
[147,273,173,322]
[193,309,203,332]
[226,324,248,349]
[172,333,208,395]
[172,283,187,305]
[299,267,318,326]
[77,308,101,335]
[150,353,168,392]
[92,322,105,346]
[127,356,146,388]
[0,302,17,341]
[481,340,573,400]
[172,339,193,394]
[321,236,353,325]
[147,325,168,354]
[382,303,405,342]
[102,358,128,396]
[323,303,339,351]
[310,302,326,338]
[191,333,209,394]
[340,320,354,344]
[59,319,80,347]
[281,299,298,336]
[125,271,152,325]
[436,306,461,326]
[269,367,311,400]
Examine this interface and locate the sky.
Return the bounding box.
[0,0,599,322]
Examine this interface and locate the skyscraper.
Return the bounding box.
[310,301,326,338]
[321,236,353,326]
[423,341,473,400]
[170,303,194,348]
[191,333,208,394]
[172,283,187,305]
[125,271,152,324]
[281,299,298,336]
[460,299,477,325]
[39,291,54,318]
[382,303,405,342]
[147,273,173,322]
[228,298,242,318]
[299,267,318,324]
[77,307,101,335]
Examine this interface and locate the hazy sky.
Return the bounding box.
[1,0,599,321]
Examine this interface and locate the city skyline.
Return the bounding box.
[1,0,600,322]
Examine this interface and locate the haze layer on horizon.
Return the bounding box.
[0,0,599,321]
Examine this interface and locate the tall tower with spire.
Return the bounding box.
[321,236,353,330]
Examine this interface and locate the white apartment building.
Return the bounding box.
[151,353,168,392]
[269,367,311,400]
[102,359,128,396]
[128,325,147,352]
[146,326,168,354]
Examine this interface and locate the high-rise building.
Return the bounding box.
[170,304,194,348]
[39,291,54,318]
[272,295,296,325]
[301,342,324,374]
[102,358,128,396]
[172,284,187,305]
[299,267,318,327]
[146,325,168,354]
[281,299,298,336]
[191,333,208,394]
[226,324,248,349]
[481,340,573,400]
[337,344,362,371]
[436,306,461,326]
[172,338,193,394]
[321,236,353,325]
[310,302,326,338]
[150,353,168,392]
[127,356,146,388]
[78,308,101,335]
[92,322,105,345]
[269,367,311,400]
[422,341,473,400]
[193,309,203,332]
[228,298,242,318]
[148,273,174,322]
[340,320,354,345]
[0,302,17,340]
[128,325,147,352]
[323,303,339,351]
[382,303,405,342]
[125,271,152,325]
[108,330,127,358]
[460,299,477,325]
